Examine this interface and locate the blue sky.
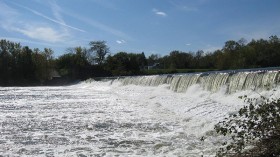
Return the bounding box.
[0,0,279,57]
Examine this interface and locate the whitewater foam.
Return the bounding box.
[0,71,279,156]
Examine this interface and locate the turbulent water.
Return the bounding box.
[0,70,280,156]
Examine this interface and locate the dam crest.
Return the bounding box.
[104,69,280,93]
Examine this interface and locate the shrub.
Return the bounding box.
[215,95,280,156]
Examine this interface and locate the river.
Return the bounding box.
[0,69,279,156]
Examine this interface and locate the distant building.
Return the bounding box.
[50,70,61,80]
[146,63,160,70]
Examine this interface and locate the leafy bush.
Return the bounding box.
[215,95,280,156]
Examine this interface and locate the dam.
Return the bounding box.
[99,68,280,93]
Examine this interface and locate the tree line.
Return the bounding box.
[0,40,54,85]
[152,35,280,70]
[0,35,280,85]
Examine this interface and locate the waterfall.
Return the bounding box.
[228,72,250,93]
[199,73,229,92]
[170,74,201,92]
[120,75,171,86]
[227,71,279,93]
[110,69,280,94]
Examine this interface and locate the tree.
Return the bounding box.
[194,50,204,68]
[105,52,146,76]
[0,40,54,85]
[0,40,13,83]
[43,48,54,61]
[32,48,48,83]
[106,52,130,75]
[18,46,36,81]
[89,40,110,65]
[148,54,160,66]
[56,47,90,79]
[31,48,55,83]
[137,52,147,69]
[200,52,215,69]
[223,40,241,52]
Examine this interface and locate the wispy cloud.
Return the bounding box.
[10,1,86,33]
[90,0,118,10]
[0,1,18,26]
[64,11,132,40]
[0,36,66,48]
[186,43,191,46]
[153,8,167,17]
[49,0,64,22]
[169,1,198,12]
[116,40,126,44]
[181,6,198,12]
[0,1,17,16]
[0,0,88,45]
[13,26,66,43]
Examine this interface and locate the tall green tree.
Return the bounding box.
[0,40,12,83]
[31,48,55,83]
[89,41,110,65]
[147,54,160,66]
[56,46,90,79]
[105,52,147,76]
[32,48,47,83]
[18,46,36,81]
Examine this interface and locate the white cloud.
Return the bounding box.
[156,12,167,16]
[186,43,191,46]
[13,26,67,43]
[116,40,126,44]
[153,8,167,17]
